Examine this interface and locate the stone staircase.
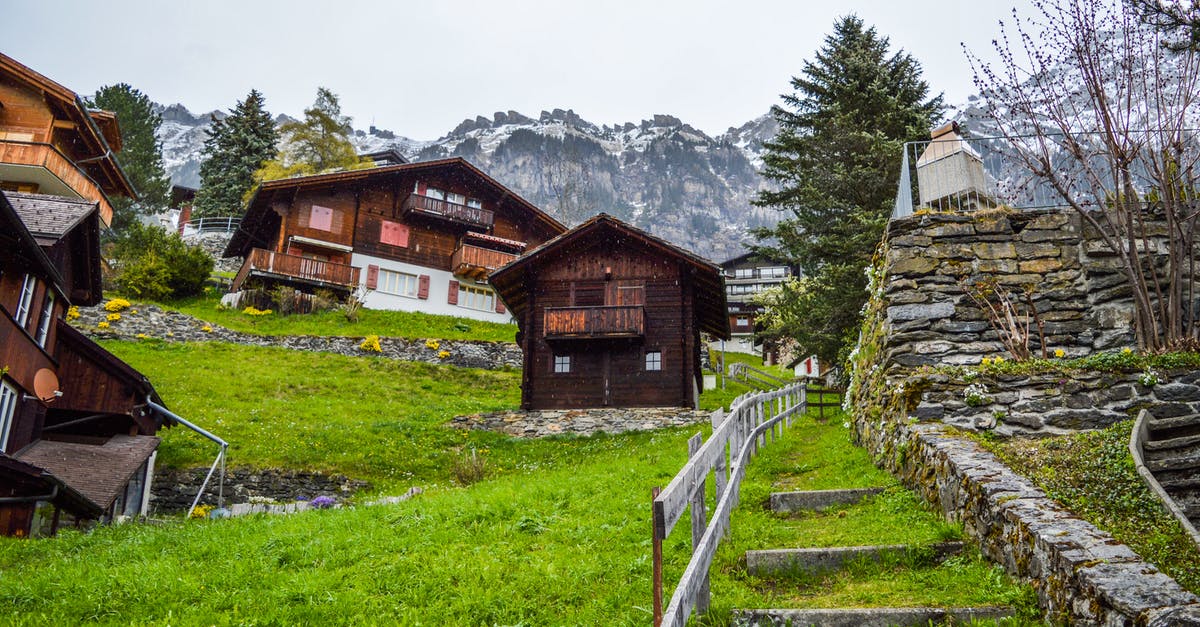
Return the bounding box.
[732,488,1014,627]
[1139,411,1200,532]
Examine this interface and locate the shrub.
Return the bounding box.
[452,447,488,485]
[360,335,382,353]
[110,223,213,301]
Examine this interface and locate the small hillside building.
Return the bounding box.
[490,214,729,409]
[719,252,796,363]
[223,157,566,322]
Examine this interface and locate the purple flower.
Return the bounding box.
[310,495,336,509]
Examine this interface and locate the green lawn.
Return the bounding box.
[141,290,518,343]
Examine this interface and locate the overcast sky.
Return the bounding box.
[3,0,1033,140]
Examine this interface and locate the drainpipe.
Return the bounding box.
[0,485,58,504]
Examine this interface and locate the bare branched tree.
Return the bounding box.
[966,0,1200,351]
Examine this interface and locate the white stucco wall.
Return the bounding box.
[350,253,515,324]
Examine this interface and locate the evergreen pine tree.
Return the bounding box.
[193,89,278,217]
[259,87,365,181]
[89,84,171,231]
[751,16,943,365]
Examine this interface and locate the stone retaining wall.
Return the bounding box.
[854,417,1200,625]
[905,370,1200,436]
[883,209,1142,370]
[151,467,370,514]
[73,303,522,370]
[451,407,712,438]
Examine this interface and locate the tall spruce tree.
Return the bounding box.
[89,84,171,231]
[193,89,278,217]
[751,16,943,365]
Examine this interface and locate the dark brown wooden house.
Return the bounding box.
[224,157,565,322]
[490,214,729,409]
[0,191,170,537]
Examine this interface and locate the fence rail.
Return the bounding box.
[182,216,241,236]
[652,381,808,626]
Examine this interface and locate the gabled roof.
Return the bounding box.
[489,213,731,339]
[15,435,160,513]
[0,191,68,302]
[0,453,101,517]
[0,53,137,200]
[6,191,99,243]
[225,157,565,257]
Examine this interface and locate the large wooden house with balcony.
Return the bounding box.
[223,157,565,322]
[0,191,175,537]
[719,252,796,361]
[489,214,729,409]
[0,53,134,227]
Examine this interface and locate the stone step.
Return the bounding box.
[746,542,964,577]
[1146,453,1200,473]
[769,487,886,513]
[731,607,1014,627]
[1158,476,1200,491]
[1144,432,1200,455]
[1147,415,1200,441]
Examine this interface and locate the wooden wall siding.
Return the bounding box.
[0,505,35,538]
[0,296,55,395]
[451,243,518,280]
[0,80,53,141]
[54,338,141,419]
[284,192,355,251]
[544,305,644,339]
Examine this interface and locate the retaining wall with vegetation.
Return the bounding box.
[151,467,370,514]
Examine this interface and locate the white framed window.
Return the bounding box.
[446,191,466,206]
[15,274,36,328]
[466,198,483,209]
[645,351,662,371]
[378,269,419,297]
[763,266,789,278]
[553,354,571,373]
[0,379,18,453]
[425,186,446,201]
[734,268,754,279]
[35,292,54,347]
[735,316,751,328]
[458,284,495,311]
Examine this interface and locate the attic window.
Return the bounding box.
[310,205,333,231]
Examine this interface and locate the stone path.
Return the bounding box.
[450,407,713,438]
[72,302,521,370]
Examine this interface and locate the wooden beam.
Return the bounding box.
[51,119,77,130]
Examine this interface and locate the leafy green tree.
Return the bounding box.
[751,15,943,365]
[193,89,278,218]
[89,84,171,231]
[111,222,213,301]
[257,87,368,182]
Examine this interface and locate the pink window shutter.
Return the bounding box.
[448,280,459,305]
[418,274,430,299]
[365,265,379,289]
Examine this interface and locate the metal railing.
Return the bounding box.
[403,193,495,229]
[181,216,241,236]
[892,129,1200,219]
[651,382,808,626]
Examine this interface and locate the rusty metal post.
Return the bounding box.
[652,486,663,627]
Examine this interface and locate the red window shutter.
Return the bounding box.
[416,181,427,195]
[380,221,410,247]
[365,265,379,289]
[495,297,505,314]
[448,280,459,305]
[418,274,430,299]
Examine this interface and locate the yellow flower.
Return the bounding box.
[980,357,992,366]
[438,350,451,359]
[136,333,149,340]
[97,321,110,329]
[360,334,382,353]
[130,309,138,314]
[242,306,273,316]
[1122,347,1133,355]
[106,312,121,322]
[201,325,213,333]
[104,298,131,312]
[994,356,1005,364]
[1054,349,1065,358]
[425,339,440,350]
[65,306,80,321]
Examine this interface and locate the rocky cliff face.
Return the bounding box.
[155,104,778,260]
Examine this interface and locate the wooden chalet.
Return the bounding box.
[489,214,730,410]
[0,52,135,227]
[223,157,565,322]
[0,191,171,537]
[719,252,796,363]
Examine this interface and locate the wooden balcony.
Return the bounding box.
[403,193,494,231]
[0,140,115,225]
[543,305,645,340]
[451,243,519,280]
[231,248,360,292]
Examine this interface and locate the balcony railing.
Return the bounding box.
[231,248,359,292]
[544,305,645,339]
[0,140,115,225]
[403,193,494,230]
[451,243,518,280]
[892,129,1200,219]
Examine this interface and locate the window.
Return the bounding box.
[380,220,409,247]
[466,198,483,209]
[554,355,571,373]
[446,191,466,206]
[645,351,662,371]
[458,284,495,311]
[735,316,750,328]
[0,380,17,453]
[762,266,789,278]
[378,269,419,297]
[35,292,54,347]
[415,182,446,201]
[15,274,36,328]
[734,268,755,279]
[309,205,333,231]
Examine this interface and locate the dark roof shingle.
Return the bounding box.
[5,191,98,241]
[16,435,160,511]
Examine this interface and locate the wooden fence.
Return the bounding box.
[651,381,808,626]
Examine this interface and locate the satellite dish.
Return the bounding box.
[33,368,60,404]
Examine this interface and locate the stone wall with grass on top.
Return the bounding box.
[151,467,370,514]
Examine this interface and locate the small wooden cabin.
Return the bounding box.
[490,214,729,409]
[224,157,565,322]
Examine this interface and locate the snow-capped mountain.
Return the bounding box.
[155,104,778,260]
